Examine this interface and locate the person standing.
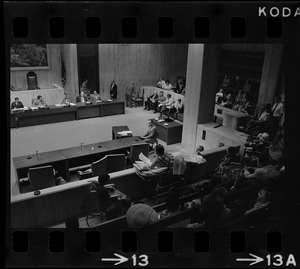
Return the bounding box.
[271,96,284,138]
[11,97,24,109]
[157,77,166,89]
[81,79,90,95]
[125,81,135,107]
[110,80,118,100]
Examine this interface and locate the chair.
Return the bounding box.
[128,143,149,163]
[92,154,126,176]
[27,71,40,90]
[91,157,107,176]
[131,93,144,107]
[28,165,55,191]
[106,154,126,173]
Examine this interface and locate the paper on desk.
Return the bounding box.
[69,103,76,106]
[158,119,164,122]
[107,99,112,101]
[117,130,132,136]
[163,123,169,126]
[139,152,151,164]
[55,104,62,107]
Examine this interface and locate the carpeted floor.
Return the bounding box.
[10,106,182,196]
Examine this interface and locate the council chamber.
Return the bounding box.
[10,43,295,232]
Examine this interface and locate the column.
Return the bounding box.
[181,44,220,153]
[258,44,283,106]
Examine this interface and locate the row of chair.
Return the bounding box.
[27,143,150,192]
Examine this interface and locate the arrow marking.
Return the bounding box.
[236,253,264,266]
[102,253,129,266]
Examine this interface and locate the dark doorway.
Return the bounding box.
[77,44,99,94]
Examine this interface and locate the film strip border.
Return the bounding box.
[6,229,299,267]
[4,2,300,43]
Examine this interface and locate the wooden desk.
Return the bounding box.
[100,101,125,116]
[13,136,145,193]
[222,110,250,130]
[151,119,183,145]
[10,101,125,128]
[112,126,133,140]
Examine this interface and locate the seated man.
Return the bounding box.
[168,98,184,119]
[144,91,158,110]
[11,97,24,109]
[148,144,174,170]
[90,174,115,208]
[76,91,88,103]
[141,121,159,146]
[215,88,224,104]
[163,80,173,90]
[32,95,47,107]
[160,93,174,117]
[61,93,72,105]
[89,91,101,102]
[153,91,166,113]
[157,77,166,89]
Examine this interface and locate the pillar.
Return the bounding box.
[181,44,220,153]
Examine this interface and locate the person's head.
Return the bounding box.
[98,174,110,186]
[65,93,69,98]
[165,80,170,85]
[93,91,97,95]
[258,132,270,143]
[15,97,19,102]
[178,98,182,103]
[111,80,115,84]
[212,187,228,203]
[219,88,224,93]
[80,91,85,96]
[274,96,281,103]
[83,79,88,83]
[227,146,237,157]
[201,194,225,227]
[65,216,79,229]
[264,103,272,111]
[148,121,153,128]
[167,93,171,98]
[126,203,158,228]
[165,187,180,212]
[155,144,165,156]
[196,145,204,155]
[37,95,42,100]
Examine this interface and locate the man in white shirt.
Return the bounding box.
[157,77,166,89]
[271,96,284,138]
[160,93,174,117]
[163,80,173,90]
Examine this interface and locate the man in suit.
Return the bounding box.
[141,121,159,145]
[110,80,118,100]
[32,95,47,107]
[76,91,88,103]
[11,97,24,109]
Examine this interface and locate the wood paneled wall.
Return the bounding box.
[98,44,188,100]
[10,44,62,90]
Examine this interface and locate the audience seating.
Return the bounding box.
[28,165,56,191]
[128,143,149,163]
